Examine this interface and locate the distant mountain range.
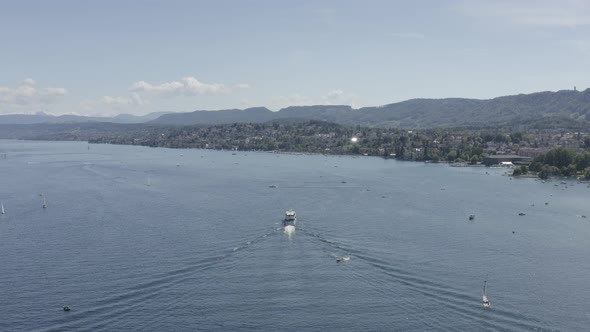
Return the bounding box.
[2,89,589,128]
[0,111,169,125]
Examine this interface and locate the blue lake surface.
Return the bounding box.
[1,140,589,331]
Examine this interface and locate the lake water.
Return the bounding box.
[0,140,589,331]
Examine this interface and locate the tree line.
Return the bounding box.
[527,148,590,179]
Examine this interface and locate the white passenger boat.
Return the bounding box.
[284,209,296,227]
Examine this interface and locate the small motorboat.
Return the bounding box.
[518,212,526,216]
[469,215,475,220]
[336,256,350,263]
[63,306,71,311]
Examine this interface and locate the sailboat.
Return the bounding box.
[483,277,491,308]
[1,202,5,214]
[41,194,47,209]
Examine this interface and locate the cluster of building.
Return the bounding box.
[86,121,590,167]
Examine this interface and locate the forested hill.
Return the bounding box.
[0,111,168,125]
[150,107,275,125]
[148,89,590,128]
[356,89,590,128]
[2,89,589,129]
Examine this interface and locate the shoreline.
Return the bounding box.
[4,138,588,182]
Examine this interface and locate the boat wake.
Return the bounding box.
[37,228,279,332]
[283,225,295,239]
[298,226,553,332]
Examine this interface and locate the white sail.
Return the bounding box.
[1,203,4,214]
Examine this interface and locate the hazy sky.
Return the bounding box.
[1,0,589,116]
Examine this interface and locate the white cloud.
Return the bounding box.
[0,80,67,106]
[130,92,145,105]
[130,80,183,94]
[272,93,315,108]
[22,78,36,85]
[240,99,254,108]
[129,76,228,96]
[183,77,227,95]
[272,89,359,110]
[325,89,345,101]
[101,92,147,106]
[323,89,358,106]
[44,87,67,95]
[101,96,132,105]
[235,83,252,89]
[456,0,590,28]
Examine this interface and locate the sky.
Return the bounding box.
[1,0,589,116]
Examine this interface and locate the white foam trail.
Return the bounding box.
[284,225,295,239]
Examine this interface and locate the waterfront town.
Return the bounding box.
[2,119,589,179]
[85,121,586,162]
[83,121,590,178]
